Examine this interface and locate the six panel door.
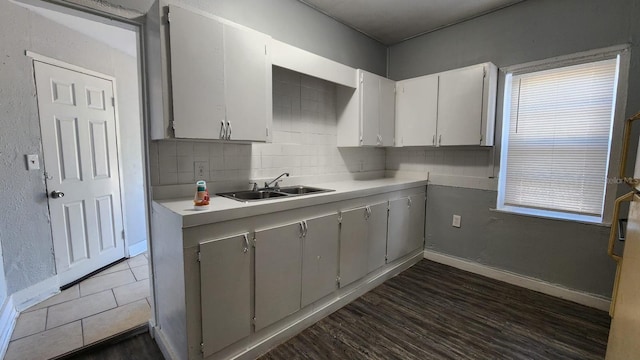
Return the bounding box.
[34,61,125,286]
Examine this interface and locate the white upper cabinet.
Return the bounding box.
[167,5,272,141]
[395,74,439,147]
[437,62,496,146]
[394,62,497,147]
[337,70,395,147]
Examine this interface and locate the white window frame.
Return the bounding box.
[497,45,631,225]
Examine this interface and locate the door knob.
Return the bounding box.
[50,190,65,199]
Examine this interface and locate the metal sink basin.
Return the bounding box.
[217,185,334,202]
[276,185,334,195]
[218,190,289,201]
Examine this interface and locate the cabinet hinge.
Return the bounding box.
[252,238,257,248]
[121,230,125,240]
[360,73,364,83]
[111,97,115,107]
[483,67,487,78]
[170,120,176,131]
[385,255,388,262]
[197,251,201,262]
[338,214,342,224]
[200,342,204,353]
[166,9,171,23]
[252,317,256,325]
[336,276,341,287]
[480,134,483,143]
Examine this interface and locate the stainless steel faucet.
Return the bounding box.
[264,172,289,190]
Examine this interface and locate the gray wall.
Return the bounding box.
[389,0,640,297]
[426,185,615,297]
[0,1,145,295]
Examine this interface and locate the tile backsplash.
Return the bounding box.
[149,66,385,190]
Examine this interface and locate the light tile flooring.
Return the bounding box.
[5,254,151,360]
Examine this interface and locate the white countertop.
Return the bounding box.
[153,177,428,228]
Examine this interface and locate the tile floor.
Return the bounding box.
[5,254,151,360]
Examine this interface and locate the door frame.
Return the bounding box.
[21,0,154,328]
[29,51,129,261]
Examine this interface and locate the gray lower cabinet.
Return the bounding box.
[199,233,251,357]
[387,194,425,262]
[339,206,370,287]
[367,202,388,272]
[254,221,303,331]
[301,213,339,307]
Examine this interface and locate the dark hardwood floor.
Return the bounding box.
[260,260,611,360]
[61,332,164,360]
[59,260,610,359]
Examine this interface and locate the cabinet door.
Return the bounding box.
[437,64,485,146]
[255,222,303,331]
[396,75,438,147]
[199,233,251,357]
[367,202,388,273]
[387,197,411,263]
[223,24,271,142]
[301,214,339,307]
[379,78,396,146]
[339,207,369,287]
[408,194,426,253]
[360,71,380,146]
[169,5,225,139]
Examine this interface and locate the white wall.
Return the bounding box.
[149,67,385,191]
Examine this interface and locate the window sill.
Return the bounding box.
[490,206,611,227]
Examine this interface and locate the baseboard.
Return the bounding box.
[154,323,181,360]
[423,250,611,312]
[11,276,60,312]
[0,296,18,359]
[128,240,148,257]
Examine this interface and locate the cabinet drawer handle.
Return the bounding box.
[220,120,226,139]
[226,121,232,140]
[242,234,249,253]
[303,220,308,237]
[299,222,305,238]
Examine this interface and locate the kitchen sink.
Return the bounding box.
[218,190,289,201]
[217,185,334,202]
[276,185,334,195]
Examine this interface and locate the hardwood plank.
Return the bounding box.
[260,260,610,360]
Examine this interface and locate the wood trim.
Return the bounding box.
[0,297,18,360]
[424,250,611,311]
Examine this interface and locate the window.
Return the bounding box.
[498,48,627,224]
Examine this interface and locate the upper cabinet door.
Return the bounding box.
[223,24,272,142]
[437,64,486,146]
[395,74,439,147]
[360,71,381,146]
[379,78,396,146]
[169,5,225,139]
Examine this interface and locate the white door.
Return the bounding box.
[360,70,380,146]
[34,61,125,286]
[379,77,396,146]
[396,75,439,147]
[437,64,485,146]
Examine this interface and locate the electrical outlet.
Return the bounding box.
[452,215,461,228]
[194,161,208,179]
[26,154,40,170]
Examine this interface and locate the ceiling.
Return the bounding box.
[299,0,524,45]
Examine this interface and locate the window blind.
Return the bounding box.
[502,58,619,217]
